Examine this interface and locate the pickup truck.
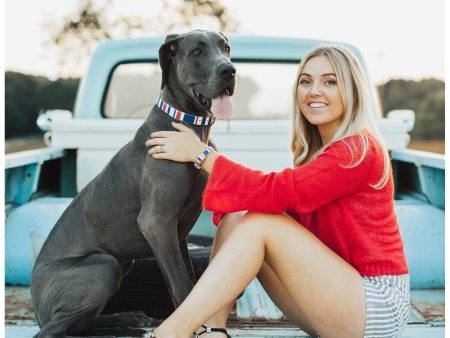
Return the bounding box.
[5,36,444,337]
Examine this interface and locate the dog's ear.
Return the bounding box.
[219,32,229,42]
[159,33,182,89]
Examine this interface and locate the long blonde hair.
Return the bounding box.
[290,45,390,189]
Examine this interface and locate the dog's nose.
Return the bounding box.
[218,63,236,78]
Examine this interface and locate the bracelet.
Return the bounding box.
[194,146,213,169]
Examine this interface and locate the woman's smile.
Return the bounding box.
[307,101,328,111]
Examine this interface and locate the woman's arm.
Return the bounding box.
[145,122,218,173]
[146,124,381,215]
[203,142,380,215]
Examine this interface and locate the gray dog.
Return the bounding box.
[30,30,236,338]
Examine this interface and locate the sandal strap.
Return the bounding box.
[194,324,229,337]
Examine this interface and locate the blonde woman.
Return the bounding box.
[144,45,410,338]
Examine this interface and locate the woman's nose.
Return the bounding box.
[310,83,322,96]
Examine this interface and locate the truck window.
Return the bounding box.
[103,62,299,119]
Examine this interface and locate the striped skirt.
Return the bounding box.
[363,274,410,338]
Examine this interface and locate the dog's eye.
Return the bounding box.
[225,46,231,53]
[192,48,201,56]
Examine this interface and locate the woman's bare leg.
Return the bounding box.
[194,213,244,335]
[257,262,317,336]
[155,212,366,338]
[199,212,316,337]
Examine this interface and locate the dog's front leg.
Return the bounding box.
[176,171,209,283]
[179,238,195,282]
[137,208,193,308]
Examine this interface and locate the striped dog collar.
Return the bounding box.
[156,96,216,126]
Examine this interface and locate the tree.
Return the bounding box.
[377,78,444,141]
[44,0,239,76]
[163,0,240,32]
[5,72,79,138]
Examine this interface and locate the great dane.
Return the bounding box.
[30,30,236,338]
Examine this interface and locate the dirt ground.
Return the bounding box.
[5,135,48,154]
[407,140,445,154]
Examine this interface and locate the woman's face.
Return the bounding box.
[297,55,345,142]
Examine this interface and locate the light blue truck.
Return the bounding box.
[5,36,444,337]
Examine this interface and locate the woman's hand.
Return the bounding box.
[145,122,207,163]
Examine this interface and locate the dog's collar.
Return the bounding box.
[156,97,216,126]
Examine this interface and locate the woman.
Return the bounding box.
[144,45,409,338]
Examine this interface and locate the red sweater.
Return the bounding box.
[203,133,408,277]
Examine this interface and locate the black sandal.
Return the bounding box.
[194,325,231,338]
[142,325,231,338]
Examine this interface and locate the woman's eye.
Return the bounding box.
[192,49,201,55]
[299,79,310,86]
[325,80,337,85]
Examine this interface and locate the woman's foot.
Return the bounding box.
[149,325,192,338]
[146,324,230,338]
[194,325,231,338]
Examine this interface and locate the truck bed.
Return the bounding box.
[5,286,444,337]
[5,36,445,338]
[5,147,445,337]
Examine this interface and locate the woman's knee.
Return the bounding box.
[212,212,248,257]
[240,212,297,229]
[217,211,269,238]
[217,212,302,244]
[229,212,276,240]
[216,211,246,239]
[236,212,307,243]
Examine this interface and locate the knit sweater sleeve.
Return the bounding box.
[204,134,381,224]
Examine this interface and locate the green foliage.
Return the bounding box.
[46,0,239,75]
[378,78,444,140]
[5,72,79,138]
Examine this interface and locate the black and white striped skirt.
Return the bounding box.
[363,274,410,338]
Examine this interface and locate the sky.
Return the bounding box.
[4,0,446,85]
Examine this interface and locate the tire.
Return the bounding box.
[102,246,212,319]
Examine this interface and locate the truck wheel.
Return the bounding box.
[102,247,212,319]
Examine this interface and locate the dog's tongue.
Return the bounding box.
[210,94,234,120]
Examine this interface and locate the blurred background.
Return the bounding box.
[5,0,445,154]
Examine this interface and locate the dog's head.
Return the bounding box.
[159,30,236,119]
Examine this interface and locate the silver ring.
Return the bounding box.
[159,145,164,153]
